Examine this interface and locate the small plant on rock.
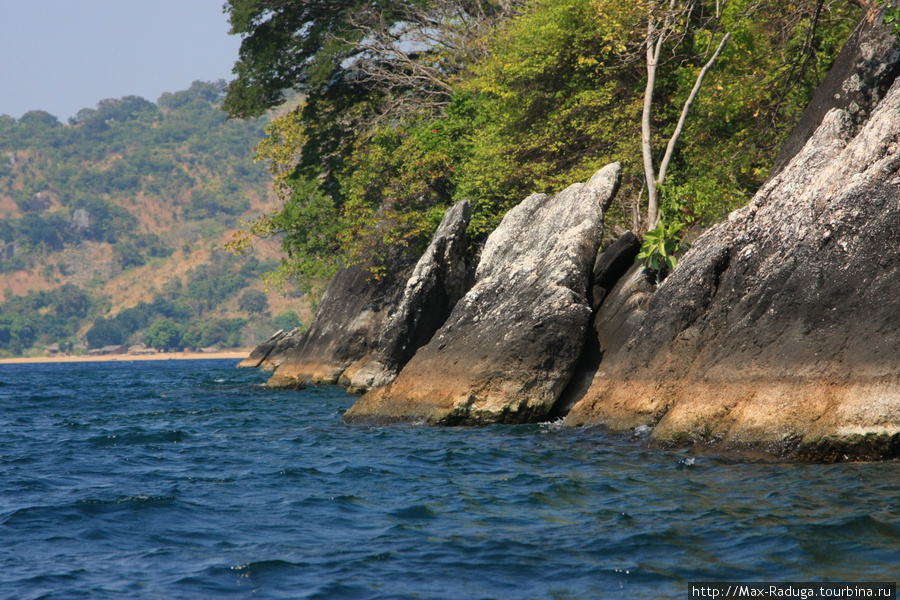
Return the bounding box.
[636,218,690,284]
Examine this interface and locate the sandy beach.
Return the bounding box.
[0,350,250,365]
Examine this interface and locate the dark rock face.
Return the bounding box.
[348,200,472,393]
[589,231,641,310]
[770,6,900,177]
[555,261,656,417]
[266,255,415,388]
[567,80,900,459]
[343,163,622,425]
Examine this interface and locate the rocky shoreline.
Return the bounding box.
[241,10,900,461]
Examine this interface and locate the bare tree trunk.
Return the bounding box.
[642,3,666,230]
[640,0,730,231]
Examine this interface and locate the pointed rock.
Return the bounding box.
[344,163,622,425]
[348,200,472,393]
[237,329,289,369]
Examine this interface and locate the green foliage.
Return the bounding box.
[455,0,645,236]
[238,289,269,314]
[0,80,272,270]
[223,0,410,118]
[230,174,343,293]
[0,284,96,353]
[183,253,253,315]
[0,314,35,354]
[86,318,126,348]
[272,311,302,332]
[145,318,186,350]
[184,181,249,220]
[636,219,690,277]
[15,212,69,251]
[196,318,247,348]
[0,80,288,356]
[881,0,900,37]
[113,241,145,269]
[229,0,859,287]
[133,233,173,259]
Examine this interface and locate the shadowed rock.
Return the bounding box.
[237,329,289,369]
[589,231,642,311]
[567,78,900,460]
[555,261,656,417]
[266,254,415,389]
[348,200,472,393]
[344,163,621,425]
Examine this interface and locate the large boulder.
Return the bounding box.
[344,163,622,425]
[348,200,472,393]
[566,79,900,460]
[266,254,415,389]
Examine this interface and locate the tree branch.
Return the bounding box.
[657,32,731,186]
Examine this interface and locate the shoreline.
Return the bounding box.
[0,350,250,365]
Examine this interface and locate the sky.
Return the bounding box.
[0,1,242,121]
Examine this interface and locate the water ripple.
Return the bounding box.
[0,359,898,599]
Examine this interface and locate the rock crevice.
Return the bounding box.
[343,163,622,425]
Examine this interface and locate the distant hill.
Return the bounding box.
[0,80,309,357]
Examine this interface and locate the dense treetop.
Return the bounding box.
[224,0,862,288]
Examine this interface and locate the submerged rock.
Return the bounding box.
[348,200,472,393]
[344,163,622,425]
[566,79,900,460]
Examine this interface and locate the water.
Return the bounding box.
[0,360,898,600]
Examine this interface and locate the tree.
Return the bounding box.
[335,0,524,119]
[113,240,146,268]
[594,0,858,230]
[226,0,861,289]
[145,318,185,351]
[0,314,36,353]
[238,289,269,314]
[224,0,524,284]
[638,0,731,228]
[86,318,125,348]
[272,310,302,331]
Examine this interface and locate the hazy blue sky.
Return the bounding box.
[0,1,242,121]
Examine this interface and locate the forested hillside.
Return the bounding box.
[224,0,862,287]
[0,81,308,357]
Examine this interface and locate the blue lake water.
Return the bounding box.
[1,359,898,599]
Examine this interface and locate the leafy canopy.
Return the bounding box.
[224,0,860,286]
